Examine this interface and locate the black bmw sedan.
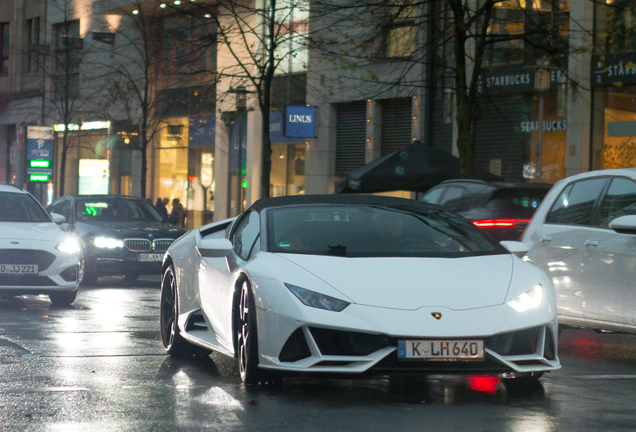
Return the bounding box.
[46,195,186,285]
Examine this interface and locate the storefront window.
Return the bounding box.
[155,118,190,225]
[599,88,636,170]
[525,92,568,183]
[270,143,305,197]
[155,117,216,228]
[484,1,525,67]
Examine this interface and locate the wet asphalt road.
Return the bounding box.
[2,278,636,431]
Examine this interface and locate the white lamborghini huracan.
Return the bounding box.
[160,195,560,384]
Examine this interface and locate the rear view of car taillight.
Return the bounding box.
[472,219,532,241]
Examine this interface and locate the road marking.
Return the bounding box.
[576,375,636,379]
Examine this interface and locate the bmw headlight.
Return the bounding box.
[56,237,80,253]
[507,285,543,312]
[93,237,124,249]
[285,284,350,312]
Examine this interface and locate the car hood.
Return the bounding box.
[79,221,185,238]
[0,222,67,243]
[276,254,514,310]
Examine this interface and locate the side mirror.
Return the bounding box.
[609,215,636,235]
[197,238,233,258]
[500,241,529,258]
[50,212,66,224]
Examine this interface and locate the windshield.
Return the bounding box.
[268,205,507,258]
[76,198,165,223]
[0,192,50,222]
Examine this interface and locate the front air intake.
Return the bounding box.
[279,328,311,362]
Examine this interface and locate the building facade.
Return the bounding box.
[1,0,634,229]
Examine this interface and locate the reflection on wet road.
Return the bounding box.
[1,277,636,431]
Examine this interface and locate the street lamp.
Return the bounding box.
[531,59,553,183]
[227,86,253,214]
[74,110,85,193]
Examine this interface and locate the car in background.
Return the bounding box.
[422,180,552,241]
[47,195,186,285]
[0,184,80,306]
[521,169,636,334]
[161,195,559,384]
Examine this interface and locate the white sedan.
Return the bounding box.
[160,195,560,384]
[0,184,81,306]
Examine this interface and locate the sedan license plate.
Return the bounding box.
[0,264,38,275]
[137,253,163,262]
[398,340,484,361]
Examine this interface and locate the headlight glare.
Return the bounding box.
[56,237,80,253]
[285,284,350,312]
[93,237,124,248]
[508,284,543,312]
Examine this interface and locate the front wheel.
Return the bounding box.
[160,265,210,356]
[237,281,262,384]
[49,290,77,306]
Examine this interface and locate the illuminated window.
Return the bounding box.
[385,0,414,58]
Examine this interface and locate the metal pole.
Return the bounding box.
[237,112,243,215]
[536,94,544,183]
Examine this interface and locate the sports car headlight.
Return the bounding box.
[507,285,543,312]
[56,237,80,253]
[285,284,350,312]
[93,237,124,249]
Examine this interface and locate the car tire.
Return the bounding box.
[49,290,77,306]
[79,249,98,286]
[237,280,262,384]
[160,264,211,356]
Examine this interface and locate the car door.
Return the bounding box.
[581,176,636,326]
[198,211,261,351]
[527,177,608,320]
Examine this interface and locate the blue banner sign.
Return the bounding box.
[189,116,216,147]
[285,106,316,138]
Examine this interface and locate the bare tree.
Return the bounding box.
[44,0,103,196]
[93,1,217,199]
[187,0,313,199]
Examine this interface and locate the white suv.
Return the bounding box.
[522,169,636,333]
[0,184,80,306]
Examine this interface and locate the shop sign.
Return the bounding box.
[592,53,636,87]
[26,126,54,182]
[270,111,293,144]
[520,120,567,133]
[478,64,568,95]
[285,105,316,138]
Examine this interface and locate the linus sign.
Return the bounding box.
[285,106,316,138]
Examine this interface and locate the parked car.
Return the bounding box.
[0,184,80,306]
[422,180,553,241]
[47,195,186,285]
[521,169,636,334]
[161,195,560,384]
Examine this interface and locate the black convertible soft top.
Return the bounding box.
[246,194,438,213]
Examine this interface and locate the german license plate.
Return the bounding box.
[0,264,38,275]
[137,253,163,262]
[398,340,484,361]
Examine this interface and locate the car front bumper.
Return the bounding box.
[0,246,79,294]
[255,301,560,376]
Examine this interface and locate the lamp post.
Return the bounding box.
[228,86,253,214]
[75,110,84,194]
[532,59,552,183]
